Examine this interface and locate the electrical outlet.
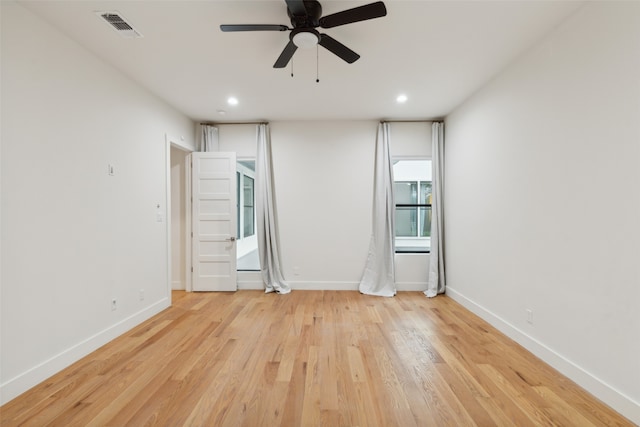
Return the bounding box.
[111,298,117,311]
[139,289,145,301]
[526,309,533,325]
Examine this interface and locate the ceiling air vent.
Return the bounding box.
[96,11,142,38]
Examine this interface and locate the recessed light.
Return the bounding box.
[396,94,408,103]
[227,96,238,106]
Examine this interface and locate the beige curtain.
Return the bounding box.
[256,124,291,294]
[199,125,219,152]
[425,122,445,297]
[359,122,396,297]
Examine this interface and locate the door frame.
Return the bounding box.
[165,134,194,298]
[185,153,193,292]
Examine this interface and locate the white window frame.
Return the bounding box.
[393,157,432,253]
[236,158,258,263]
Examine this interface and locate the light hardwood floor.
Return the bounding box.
[1,291,633,426]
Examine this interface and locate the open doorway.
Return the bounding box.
[171,151,260,293]
[170,145,189,290]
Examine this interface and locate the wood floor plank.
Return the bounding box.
[476,363,554,426]
[1,291,634,426]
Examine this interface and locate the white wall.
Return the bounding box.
[218,124,258,158]
[270,121,376,289]
[0,1,195,403]
[445,2,640,422]
[216,121,431,290]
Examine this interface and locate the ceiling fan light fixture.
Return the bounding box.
[292,31,319,49]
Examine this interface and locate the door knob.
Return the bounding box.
[226,237,236,242]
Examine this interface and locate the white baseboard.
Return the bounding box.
[396,282,428,292]
[171,280,185,290]
[0,298,170,405]
[236,277,428,292]
[288,281,427,292]
[237,282,264,290]
[445,287,640,425]
[237,271,263,290]
[288,281,360,291]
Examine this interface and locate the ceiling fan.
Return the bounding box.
[220,0,387,68]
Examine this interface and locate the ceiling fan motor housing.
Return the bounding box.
[287,0,322,27]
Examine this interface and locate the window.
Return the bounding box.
[236,160,260,271]
[243,176,255,237]
[393,159,432,253]
[236,162,256,240]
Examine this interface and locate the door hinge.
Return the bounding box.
[191,231,193,237]
[191,266,194,273]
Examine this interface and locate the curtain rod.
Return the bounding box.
[202,120,443,125]
[200,121,268,126]
[380,119,443,123]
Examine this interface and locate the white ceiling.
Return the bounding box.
[20,0,584,122]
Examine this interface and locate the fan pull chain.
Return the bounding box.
[316,45,320,83]
[291,58,294,77]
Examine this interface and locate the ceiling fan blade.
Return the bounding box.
[220,24,289,32]
[318,34,360,64]
[285,0,307,17]
[274,40,298,68]
[319,1,387,29]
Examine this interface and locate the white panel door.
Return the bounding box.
[191,152,237,291]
